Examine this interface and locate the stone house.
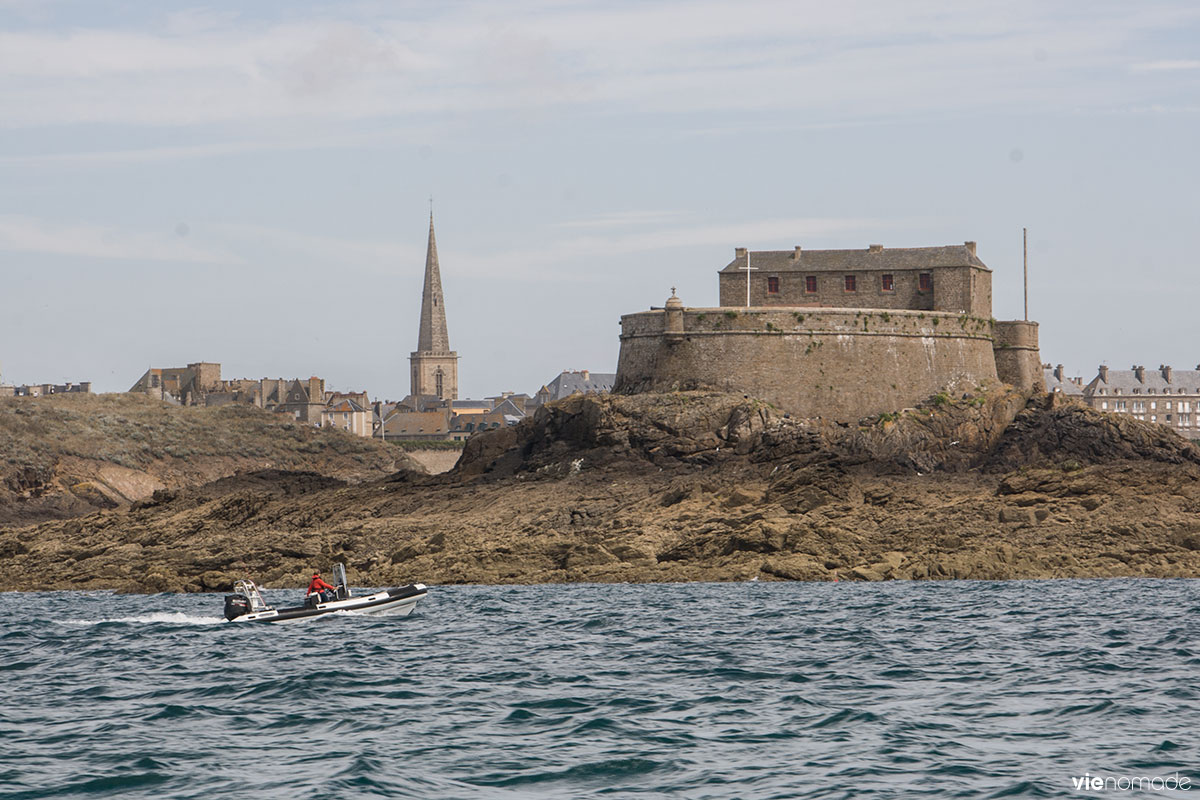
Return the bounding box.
[321,396,371,437]
[1044,364,1084,397]
[1082,364,1200,439]
[718,242,991,315]
[528,370,616,411]
[3,381,92,397]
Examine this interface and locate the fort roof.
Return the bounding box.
[719,243,988,274]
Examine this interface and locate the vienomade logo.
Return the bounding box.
[1070,772,1192,792]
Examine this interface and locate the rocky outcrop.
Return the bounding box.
[3,389,1200,592]
[0,393,422,528]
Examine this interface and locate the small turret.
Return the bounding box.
[665,288,684,344]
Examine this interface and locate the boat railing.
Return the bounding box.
[233,579,271,613]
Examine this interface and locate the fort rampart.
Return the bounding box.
[615,306,1002,422]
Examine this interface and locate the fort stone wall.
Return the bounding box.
[616,307,1000,422]
[992,321,1044,395]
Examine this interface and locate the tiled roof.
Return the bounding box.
[1043,369,1083,396]
[325,398,365,413]
[545,371,616,401]
[1084,367,1200,395]
[720,244,987,274]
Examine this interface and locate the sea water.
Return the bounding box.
[2,580,1198,799]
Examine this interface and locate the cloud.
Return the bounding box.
[0,1,1197,129]
[0,215,245,264]
[1130,59,1200,72]
[202,214,911,284]
[454,215,919,280]
[555,210,688,230]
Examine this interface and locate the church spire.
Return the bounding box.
[409,211,459,402]
[417,212,451,353]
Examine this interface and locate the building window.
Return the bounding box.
[767,276,780,294]
[1114,389,1122,395]
[919,273,932,292]
[1150,401,1157,410]
[1166,402,1173,410]
[881,274,894,292]
[844,275,857,292]
[805,276,817,294]
[1151,415,1157,422]
[1166,414,1173,422]
[1101,401,1108,410]
[1182,414,1192,425]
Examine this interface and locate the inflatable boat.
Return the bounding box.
[223,564,426,624]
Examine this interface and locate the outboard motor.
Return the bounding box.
[224,593,251,621]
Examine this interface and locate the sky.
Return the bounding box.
[1,0,1198,400]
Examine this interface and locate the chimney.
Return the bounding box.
[1098,365,1109,382]
[581,370,590,381]
[735,247,747,259]
[1163,365,1173,383]
[965,241,977,256]
[1134,365,1145,382]
[1054,364,1065,382]
[792,245,802,260]
[868,244,883,253]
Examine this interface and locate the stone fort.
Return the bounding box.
[614,241,1042,422]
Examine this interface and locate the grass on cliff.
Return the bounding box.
[0,393,394,473]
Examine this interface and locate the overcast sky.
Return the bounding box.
[2,0,1198,399]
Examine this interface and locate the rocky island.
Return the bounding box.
[2,385,1199,592]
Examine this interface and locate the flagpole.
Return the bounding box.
[739,249,757,307]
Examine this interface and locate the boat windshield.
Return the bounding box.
[233,579,270,613]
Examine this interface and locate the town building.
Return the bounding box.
[529,370,616,411]
[128,362,374,435]
[1081,365,1200,439]
[1044,364,1084,397]
[321,392,372,437]
[616,241,1042,423]
[0,381,92,398]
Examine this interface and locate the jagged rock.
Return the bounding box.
[6,389,1200,591]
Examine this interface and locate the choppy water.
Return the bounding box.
[4,580,1199,799]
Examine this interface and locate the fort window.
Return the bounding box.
[767,276,780,294]
[881,274,894,292]
[805,276,817,294]
[844,275,857,292]
[918,273,932,292]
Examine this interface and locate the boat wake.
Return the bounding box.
[58,612,225,627]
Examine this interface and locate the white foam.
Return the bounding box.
[58,612,225,626]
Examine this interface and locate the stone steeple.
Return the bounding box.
[417,213,450,352]
[409,213,459,401]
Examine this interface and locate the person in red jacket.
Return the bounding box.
[306,572,337,604]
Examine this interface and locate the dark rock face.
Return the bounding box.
[986,397,1200,471]
[5,389,1200,592]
